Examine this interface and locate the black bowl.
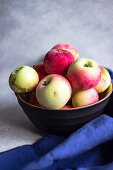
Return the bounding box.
[16,83,113,135]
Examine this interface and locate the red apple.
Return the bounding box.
[33,62,48,81]
[72,88,99,107]
[29,89,39,106]
[52,43,79,61]
[44,49,74,75]
[67,58,102,90]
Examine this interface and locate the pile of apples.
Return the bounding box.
[9,43,111,109]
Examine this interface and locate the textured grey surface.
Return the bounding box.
[0,0,113,152]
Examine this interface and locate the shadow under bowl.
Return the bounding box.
[16,83,113,135]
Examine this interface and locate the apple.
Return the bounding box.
[9,66,39,93]
[44,48,74,75]
[29,90,40,106]
[29,89,37,105]
[67,58,102,90]
[72,88,99,108]
[71,88,77,99]
[106,82,112,95]
[94,67,111,93]
[33,62,48,81]
[52,43,79,61]
[36,74,72,109]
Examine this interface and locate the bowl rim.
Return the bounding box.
[16,82,113,111]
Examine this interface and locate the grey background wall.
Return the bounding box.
[0,0,113,152]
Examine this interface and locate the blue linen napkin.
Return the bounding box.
[0,68,113,170]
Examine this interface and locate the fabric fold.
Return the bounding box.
[22,114,113,170]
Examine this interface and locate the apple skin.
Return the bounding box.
[71,88,77,99]
[94,67,111,93]
[9,66,39,93]
[52,43,79,61]
[36,74,72,109]
[67,58,102,90]
[44,49,74,75]
[29,90,40,106]
[33,62,48,81]
[72,88,99,108]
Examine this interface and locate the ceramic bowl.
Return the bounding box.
[16,83,112,135]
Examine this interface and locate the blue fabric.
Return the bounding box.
[1,68,113,170]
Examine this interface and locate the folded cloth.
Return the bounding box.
[0,68,113,170]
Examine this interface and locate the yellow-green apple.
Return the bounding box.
[67,58,102,90]
[9,66,39,93]
[106,82,112,95]
[44,49,74,75]
[72,88,99,108]
[33,62,48,81]
[36,74,72,109]
[94,67,111,93]
[52,43,79,61]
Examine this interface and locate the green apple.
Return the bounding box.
[94,67,111,93]
[9,66,39,93]
[106,82,112,95]
[36,74,72,109]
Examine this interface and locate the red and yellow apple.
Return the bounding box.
[36,74,72,109]
[9,66,39,93]
[52,43,79,61]
[33,62,48,81]
[94,67,111,93]
[67,58,102,90]
[44,49,74,75]
[72,88,99,108]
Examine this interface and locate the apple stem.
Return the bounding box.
[43,80,50,86]
[57,48,60,52]
[84,64,88,67]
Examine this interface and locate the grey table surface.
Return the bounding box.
[0,0,113,152]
